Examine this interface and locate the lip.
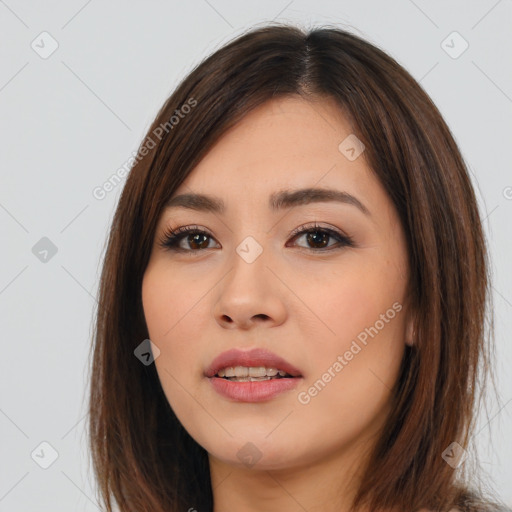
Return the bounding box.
[204,347,303,403]
[204,347,303,378]
[208,376,301,402]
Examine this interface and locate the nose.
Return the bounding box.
[211,246,287,330]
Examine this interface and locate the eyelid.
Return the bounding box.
[287,221,349,240]
[158,222,354,252]
[157,224,216,251]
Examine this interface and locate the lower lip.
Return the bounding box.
[207,376,301,402]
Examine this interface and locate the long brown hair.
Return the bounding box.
[88,23,505,512]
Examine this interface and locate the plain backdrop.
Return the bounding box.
[0,1,511,510]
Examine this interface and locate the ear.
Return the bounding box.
[405,312,415,347]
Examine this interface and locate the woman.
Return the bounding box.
[88,23,510,512]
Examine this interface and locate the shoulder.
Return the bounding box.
[416,508,461,512]
[446,506,512,512]
[418,508,512,512]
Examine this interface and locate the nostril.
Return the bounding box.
[254,314,269,320]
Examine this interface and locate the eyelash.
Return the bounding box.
[157,222,355,254]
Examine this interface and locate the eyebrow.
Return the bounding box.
[165,187,371,216]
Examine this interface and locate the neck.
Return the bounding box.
[208,435,373,512]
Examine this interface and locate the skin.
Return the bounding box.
[142,95,415,512]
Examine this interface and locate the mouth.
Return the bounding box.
[204,348,303,402]
[214,366,297,382]
[204,347,303,380]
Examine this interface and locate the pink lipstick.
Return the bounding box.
[205,347,303,402]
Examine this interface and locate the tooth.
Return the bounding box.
[228,376,273,382]
[248,366,267,377]
[217,366,290,378]
[234,366,249,377]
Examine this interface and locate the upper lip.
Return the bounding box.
[204,348,303,378]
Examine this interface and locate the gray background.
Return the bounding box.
[1,1,511,510]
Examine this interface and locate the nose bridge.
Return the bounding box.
[220,197,281,280]
[226,231,269,291]
[228,202,271,267]
[211,228,286,328]
[235,231,266,265]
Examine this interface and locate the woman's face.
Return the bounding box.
[142,95,414,477]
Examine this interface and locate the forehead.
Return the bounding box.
[171,95,386,216]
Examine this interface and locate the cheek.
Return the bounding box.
[142,264,202,340]
[312,268,400,336]
[301,265,406,388]
[296,282,406,442]
[142,266,207,414]
[142,263,214,373]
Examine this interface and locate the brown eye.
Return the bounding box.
[287,224,355,251]
[304,230,330,249]
[158,223,354,253]
[158,226,218,252]
[186,233,211,250]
